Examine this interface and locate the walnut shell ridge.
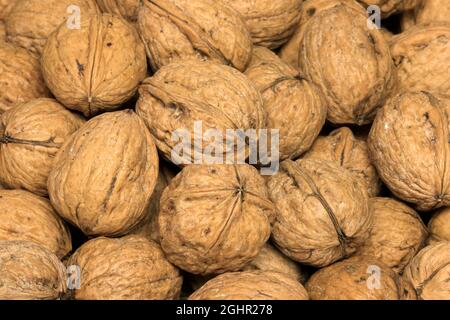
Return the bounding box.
[428,208,450,244]
[47,110,159,237]
[97,0,140,22]
[0,0,17,20]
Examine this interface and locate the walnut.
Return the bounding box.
[428,208,450,245]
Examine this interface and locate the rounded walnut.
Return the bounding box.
[357,0,420,17]
[0,240,66,300]
[368,92,450,211]
[268,159,372,267]
[245,46,326,160]
[428,208,450,244]
[67,235,182,300]
[41,13,147,117]
[159,164,274,275]
[189,271,309,300]
[137,0,252,72]
[47,110,159,237]
[0,0,17,19]
[0,98,85,195]
[97,0,140,22]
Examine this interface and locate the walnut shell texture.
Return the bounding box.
[137,0,253,72]
[268,159,372,267]
[0,43,49,114]
[0,98,85,195]
[97,0,140,22]
[428,208,450,244]
[402,0,450,31]
[41,13,147,117]
[47,110,159,237]
[189,271,309,300]
[368,92,450,211]
[67,235,182,300]
[306,255,417,300]
[0,0,17,20]
[159,164,274,275]
[222,0,302,49]
[403,242,450,300]
[357,0,420,17]
[245,46,326,160]
[0,240,66,300]
[0,20,5,41]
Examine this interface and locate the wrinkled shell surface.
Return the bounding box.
[403,242,450,300]
[222,0,302,49]
[0,44,49,114]
[189,271,309,300]
[5,0,100,56]
[0,0,17,19]
[403,0,450,31]
[307,255,417,300]
[302,127,380,197]
[137,0,253,72]
[245,47,326,160]
[67,235,182,300]
[390,22,450,96]
[0,20,5,41]
[268,159,372,267]
[137,60,265,164]
[42,13,147,117]
[356,197,428,273]
[368,92,450,211]
[357,0,419,17]
[428,208,450,244]
[280,0,394,125]
[159,164,274,275]
[47,110,159,237]
[0,98,85,195]
[0,240,66,299]
[97,0,140,22]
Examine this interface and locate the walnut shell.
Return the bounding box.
[401,0,450,30]
[0,20,5,41]
[97,0,140,22]
[306,255,416,300]
[41,13,147,117]
[244,46,326,160]
[280,0,395,125]
[0,0,17,19]
[357,0,420,17]
[302,127,380,197]
[137,0,253,72]
[222,0,302,49]
[0,240,66,300]
[356,197,428,273]
[159,164,274,275]
[5,0,100,56]
[268,159,372,267]
[136,60,266,164]
[428,208,450,244]
[189,271,309,300]
[0,43,49,114]
[47,110,159,237]
[67,235,182,300]
[403,242,450,300]
[391,22,450,96]
[0,98,85,195]
[368,92,450,211]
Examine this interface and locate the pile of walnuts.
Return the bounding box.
[0,0,449,301]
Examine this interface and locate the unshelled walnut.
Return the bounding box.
[0,240,66,300]
[428,208,450,244]
[244,47,326,160]
[268,159,372,267]
[67,235,183,300]
[137,0,252,72]
[401,0,450,30]
[159,164,274,275]
[0,98,85,195]
[0,0,17,19]
[357,0,419,17]
[189,271,309,300]
[47,110,159,237]
[41,13,147,117]
[97,0,140,22]
[368,91,450,211]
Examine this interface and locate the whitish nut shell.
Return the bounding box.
[222,0,302,49]
[0,240,66,300]
[403,242,450,300]
[137,0,253,72]
[356,197,428,273]
[391,22,450,96]
[159,164,274,275]
[401,0,450,31]
[5,0,100,56]
[0,0,17,19]
[67,235,182,300]
[97,0,140,22]
[368,91,450,211]
[357,0,420,17]
[0,43,49,114]
[268,159,372,267]
[428,208,450,244]
[41,13,147,117]
[136,60,265,164]
[0,98,85,195]
[189,271,309,300]
[245,47,326,160]
[47,110,159,237]
[302,127,380,197]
